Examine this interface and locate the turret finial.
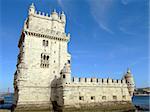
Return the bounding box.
[29,3,35,15]
[61,11,64,14]
[127,68,131,74]
[30,3,35,9]
[53,9,56,12]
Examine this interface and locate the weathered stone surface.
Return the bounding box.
[62,101,135,112]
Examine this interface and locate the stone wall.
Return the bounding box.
[60,78,131,108]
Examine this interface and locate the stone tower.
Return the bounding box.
[124,68,135,96]
[14,3,71,111]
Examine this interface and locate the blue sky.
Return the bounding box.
[0,0,149,92]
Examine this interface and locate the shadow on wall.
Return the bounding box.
[50,76,63,112]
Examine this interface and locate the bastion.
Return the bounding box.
[13,3,135,112]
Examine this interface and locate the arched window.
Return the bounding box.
[40,53,49,68]
[43,40,48,47]
[68,60,70,64]
[63,75,65,78]
[46,41,48,46]
[47,56,49,60]
[44,55,46,60]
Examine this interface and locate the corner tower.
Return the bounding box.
[14,3,71,111]
[124,68,135,97]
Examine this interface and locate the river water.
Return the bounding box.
[132,96,149,111]
[0,95,149,111]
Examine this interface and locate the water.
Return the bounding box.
[132,96,150,111]
[0,94,149,111]
[0,93,14,109]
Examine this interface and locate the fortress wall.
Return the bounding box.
[61,77,131,107]
[62,83,131,107]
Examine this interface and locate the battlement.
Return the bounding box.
[72,77,126,85]
[25,3,67,35]
[28,3,66,23]
[29,10,66,23]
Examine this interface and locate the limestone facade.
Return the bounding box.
[14,3,135,111]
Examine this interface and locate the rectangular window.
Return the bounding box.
[46,40,48,46]
[63,75,65,78]
[79,96,84,101]
[43,40,48,47]
[43,40,45,46]
[113,96,117,100]
[102,96,106,100]
[122,95,126,100]
[91,96,95,100]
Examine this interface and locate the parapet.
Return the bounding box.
[72,77,127,86]
[28,3,66,24]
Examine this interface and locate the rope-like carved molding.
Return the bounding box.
[24,30,70,42]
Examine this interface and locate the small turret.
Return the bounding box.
[60,11,66,23]
[124,68,135,97]
[51,9,59,20]
[60,62,71,84]
[29,3,35,15]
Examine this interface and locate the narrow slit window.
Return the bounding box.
[46,40,48,46]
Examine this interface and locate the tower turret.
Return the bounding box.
[60,11,66,23]
[51,9,59,20]
[28,3,35,15]
[60,62,71,84]
[124,68,135,96]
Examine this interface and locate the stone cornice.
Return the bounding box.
[24,29,70,42]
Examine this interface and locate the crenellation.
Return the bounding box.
[107,78,112,83]
[97,78,102,83]
[122,79,126,84]
[46,13,49,17]
[42,12,45,16]
[79,77,85,82]
[86,78,91,83]
[117,80,122,84]
[103,78,107,83]
[38,11,41,15]
[113,79,117,83]
[72,77,79,83]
